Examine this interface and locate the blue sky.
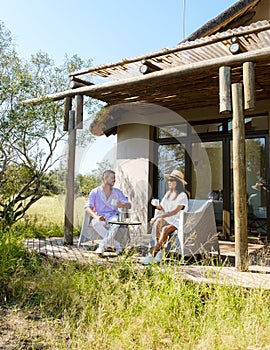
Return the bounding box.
[2,0,236,67]
[1,0,237,174]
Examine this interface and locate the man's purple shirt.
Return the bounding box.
[88,186,130,220]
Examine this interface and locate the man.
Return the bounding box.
[85,169,131,256]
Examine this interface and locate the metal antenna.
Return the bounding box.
[182,0,186,40]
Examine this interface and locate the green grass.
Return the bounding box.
[1,227,270,349]
[4,256,270,349]
[1,198,270,349]
[26,195,86,228]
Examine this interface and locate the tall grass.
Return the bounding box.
[2,228,270,350]
[26,195,85,228]
[1,204,270,349]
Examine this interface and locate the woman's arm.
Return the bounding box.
[150,205,185,225]
[158,205,185,219]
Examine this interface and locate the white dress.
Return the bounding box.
[160,191,188,228]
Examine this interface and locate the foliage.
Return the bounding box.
[75,160,113,196]
[0,21,97,228]
[1,230,270,349]
[0,228,29,299]
[75,173,99,197]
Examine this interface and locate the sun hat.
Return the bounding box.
[165,169,187,185]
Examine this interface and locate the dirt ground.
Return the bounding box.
[0,305,56,350]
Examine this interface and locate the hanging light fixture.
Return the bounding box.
[229,37,246,55]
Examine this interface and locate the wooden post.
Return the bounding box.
[243,62,255,111]
[219,66,231,114]
[75,95,83,129]
[63,96,72,132]
[64,110,76,245]
[232,83,248,271]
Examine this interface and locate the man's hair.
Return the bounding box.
[103,169,115,178]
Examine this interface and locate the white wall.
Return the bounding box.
[115,123,152,235]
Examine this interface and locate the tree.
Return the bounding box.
[0,22,97,228]
[75,160,113,197]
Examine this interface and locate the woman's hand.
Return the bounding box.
[150,217,156,226]
[150,214,164,225]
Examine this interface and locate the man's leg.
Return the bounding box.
[92,218,121,251]
[102,224,122,251]
[91,219,110,253]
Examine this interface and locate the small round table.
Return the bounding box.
[108,220,142,245]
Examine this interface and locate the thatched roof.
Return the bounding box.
[184,0,262,42]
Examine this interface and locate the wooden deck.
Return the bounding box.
[24,237,270,290]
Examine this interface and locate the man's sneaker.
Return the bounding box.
[94,246,104,256]
[154,250,163,262]
[140,254,155,265]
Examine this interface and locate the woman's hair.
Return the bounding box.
[166,177,186,200]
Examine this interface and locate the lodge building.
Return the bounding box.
[25,0,270,256]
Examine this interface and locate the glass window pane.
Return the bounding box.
[157,144,185,199]
[228,115,268,132]
[157,124,187,138]
[192,123,223,134]
[191,141,223,227]
[230,138,267,236]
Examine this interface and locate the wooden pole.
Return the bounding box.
[64,110,76,245]
[63,97,72,132]
[75,95,83,129]
[219,66,231,114]
[243,61,255,111]
[232,83,248,271]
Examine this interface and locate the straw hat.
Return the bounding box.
[165,169,187,185]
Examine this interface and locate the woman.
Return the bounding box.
[140,169,189,265]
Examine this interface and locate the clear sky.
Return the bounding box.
[1,0,237,174]
[2,0,237,67]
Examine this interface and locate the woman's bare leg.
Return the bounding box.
[152,224,176,257]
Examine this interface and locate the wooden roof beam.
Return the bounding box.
[23,46,270,105]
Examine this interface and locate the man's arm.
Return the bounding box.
[118,201,131,209]
[86,188,106,221]
[116,189,131,209]
[85,206,105,221]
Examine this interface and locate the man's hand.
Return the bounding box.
[98,215,106,221]
[117,200,124,208]
[117,200,132,209]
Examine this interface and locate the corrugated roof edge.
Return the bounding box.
[183,0,261,42]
